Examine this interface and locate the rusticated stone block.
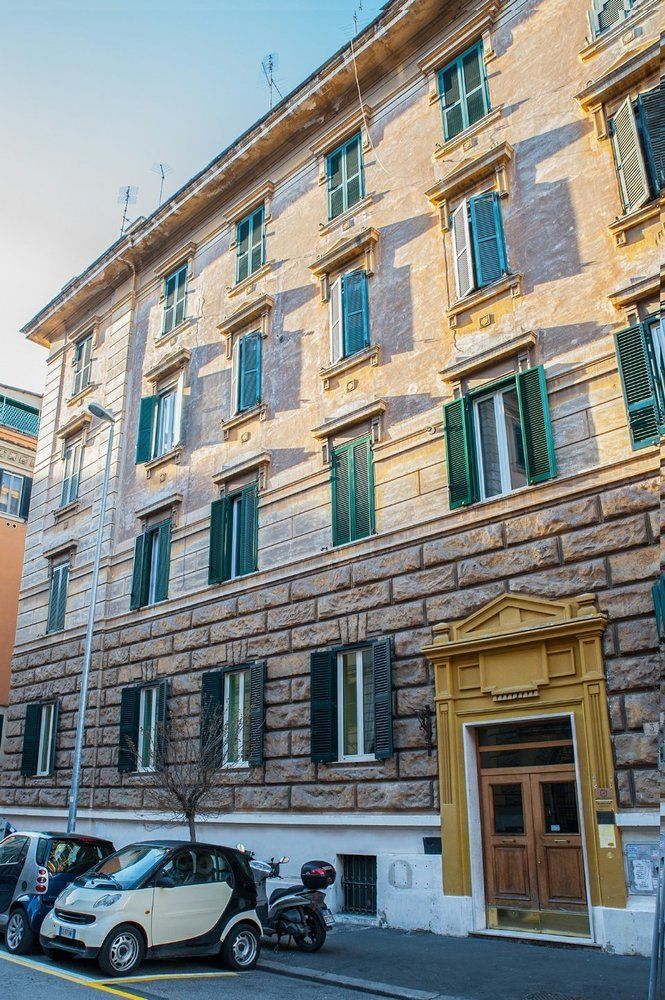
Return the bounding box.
[458,539,558,587]
[156,653,191,676]
[633,769,659,806]
[393,716,426,750]
[265,759,316,783]
[601,479,659,519]
[398,750,438,778]
[151,611,192,637]
[423,524,503,567]
[396,685,435,717]
[290,728,310,757]
[616,618,658,654]
[191,598,237,626]
[264,731,290,758]
[393,564,456,602]
[235,785,289,810]
[356,780,432,810]
[247,630,291,658]
[190,644,227,670]
[505,496,599,546]
[608,695,625,732]
[267,600,316,631]
[292,619,340,650]
[367,600,424,634]
[173,627,211,651]
[237,583,290,614]
[318,582,390,619]
[291,565,351,601]
[609,546,659,585]
[427,582,505,624]
[210,612,266,642]
[613,733,658,767]
[264,679,291,706]
[392,658,430,687]
[353,546,421,585]
[267,703,310,729]
[120,623,152,645]
[624,691,658,729]
[129,636,173,662]
[290,675,310,702]
[393,626,435,658]
[291,783,355,810]
[109,787,143,809]
[106,646,130,667]
[597,583,655,619]
[605,655,659,692]
[560,515,648,562]
[319,758,398,782]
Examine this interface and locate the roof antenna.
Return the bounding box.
[118,185,138,236]
[353,1,363,34]
[151,162,172,207]
[262,53,283,110]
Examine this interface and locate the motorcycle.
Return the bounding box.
[237,845,336,951]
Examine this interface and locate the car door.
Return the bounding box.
[0,837,30,914]
[151,848,234,948]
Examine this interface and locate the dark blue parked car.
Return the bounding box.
[0,831,114,953]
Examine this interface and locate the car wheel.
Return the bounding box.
[221,922,260,971]
[294,908,326,952]
[5,909,36,955]
[97,924,145,978]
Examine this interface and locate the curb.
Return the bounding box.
[259,958,467,1000]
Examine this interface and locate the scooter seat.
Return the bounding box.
[270,883,306,904]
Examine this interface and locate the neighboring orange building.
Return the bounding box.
[0,384,40,760]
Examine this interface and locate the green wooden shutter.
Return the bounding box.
[589,0,633,37]
[344,133,364,209]
[47,563,68,634]
[327,147,345,220]
[248,660,266,767]
[130,533,147,610]
[249,205,265,275]
[136,397,157,464]
[21,703,42,776]
[615,323,661,448]
[611,96,651,212]
[201,669,224,759]
[516,366,557,484]
[236,216,250,283]
[19,476,32,520]
[438,42,488,141]
[351,437,374,541]
[209,497,230,584]
[47,702,60,776]
[118,687,140,773]
[469,192,507,288]
[439,60,464,140]
[342,270,370,357]
[238,332,262,412]
[444,397,477,508]
[155,681,168,768]
[653,573,665,640]
[154,521,172,603]
[310,650,337,763]
[173,265,187,328]
[331,445,351,546]
[461,43,488,129]
[163,271,176,334]
[638,84,665,193]
[372,638,393,760]
[236,485,258,577]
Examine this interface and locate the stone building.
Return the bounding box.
[2,0,662,955]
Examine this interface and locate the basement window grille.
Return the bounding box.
[341,854,377,915]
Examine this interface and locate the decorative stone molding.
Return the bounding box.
[575,37,661,138]
[609,273,659,322]
[144,347,191,386]
[225,181,275,227]
[418,0,501,103]
[144,446,183,479]
[311,106,373,185]
[318,194,374,237]
[213,451,271,493]
[221,403,268,440]
[56,411,91,442]
[53,499,81,523]
[320,345,380,390]
[608,199,661,245]
[309,228,379,301]
[426,142,513,231]
[440,331,537,384]
[218,295,274,359]
[433,106,504,161]
[579,0,660,62]
[227,261,272,299]
[135,492,183,528]
[67,316,101,346]
[446,273,522,328]
[154,241,197,280]
[312,398,385,463]
[43,538,78,562]
[67,382,97,409]
[154,316,196,349]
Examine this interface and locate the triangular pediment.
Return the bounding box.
[450,592,575,641]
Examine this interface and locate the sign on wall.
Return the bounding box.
[624,843,660,895]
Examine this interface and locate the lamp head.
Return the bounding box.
[87,402,115,423]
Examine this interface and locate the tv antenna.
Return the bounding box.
[118,185,138,236]
[151,162,172,207]
[353,1,364,34]
[262,53,283,110]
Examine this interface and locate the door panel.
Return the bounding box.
[151,884,232,946]
[0,837,29,913]
[531,773,586,912]
[481,775,538,909]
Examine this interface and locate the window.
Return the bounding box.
[329,269,370,363]
[130,520,172,609]
[236,204,265,284]
[21,702,59,777]
[0,469,28,518]
[310,638,392,763]
[444,366,556,509]
[208,484,258,583]
[589,0,639,37]
[331,436,374,546]
[0,836,29,865]
[615,315,665,449]
[610,85,664,213]
[72,334,93,397]
[438,41,489,142]
[61,440,83,507]
[201,662,265,768]
[451,191,507,299]
[231,331,262,414]
[135,378,183,464]
[341,855,377,915]
[162,263,188,336]
[47,561,69,633]
[327,133,364,220]
[118,681,167,773]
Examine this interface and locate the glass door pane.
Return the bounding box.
[502,388,527,489]
[476,395,502,498]
[492,783,525,834]
[541,781,580,834]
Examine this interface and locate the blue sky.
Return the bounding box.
[0,0,378,392]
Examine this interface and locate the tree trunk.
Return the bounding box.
[188,812,197,842]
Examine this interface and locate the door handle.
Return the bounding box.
[499,839,517,845]
[552,839,571,844]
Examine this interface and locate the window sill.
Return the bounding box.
[66,383,96,408]
[220,403,267,440]
[227,262,272,299]
[318,194,373,237]
[144,446,183,479]
[446,273,522,327]
[320,345,380,389]
[53,500,80,522]
[579,0,660,61]
[433,106,504,161]
[157,317,195,348]
[332,755,378,765]
[609,199,661,245]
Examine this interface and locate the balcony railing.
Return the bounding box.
[0,396,40,437]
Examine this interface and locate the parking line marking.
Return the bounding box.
[98,972,238,983]
[0,951,147,1000]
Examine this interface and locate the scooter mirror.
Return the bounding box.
[280,856,289,863]
[237,843,246,853]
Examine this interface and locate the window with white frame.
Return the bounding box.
[329,267,370,364]
[137,685,159,772]
[0,470,24,517]
[473,384,527,500]
[36,703,57,777]
[451,191,508,299]
[135,373,184,465]
[154,386,178,457]
[47,560,70,633]
[162,263,188,336]
[61,439,83,507]
[337,647,375,761]
[223,667,250,767]
[72,334,93,397]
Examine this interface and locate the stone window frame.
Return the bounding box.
[312,398,385,467]
[142,348,191,477]
[310,107,374,236]
[218,296,273,438]
[225,181,275,298]
[54,412,91,519]
[154,242,198,346]
[67,316,100,407]
[609,273,660,325]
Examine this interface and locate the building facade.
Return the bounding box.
[2,0,662,955]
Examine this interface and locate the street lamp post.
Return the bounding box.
[67,403,115,834]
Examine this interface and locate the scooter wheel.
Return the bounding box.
[294,909,326,952]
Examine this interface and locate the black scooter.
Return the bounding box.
[237,845,336,951]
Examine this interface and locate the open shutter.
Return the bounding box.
[172,371,184,447]
[163,272,176,334]
[19,476,32,520]
[372,638,393,759]
[249,206,265,275]
[451,199,474,298]
[154,521,172,603]
[209,497,230,584]
[444,397,477,508]
[653,574,665,640]
[615,323,661,448]
[47,702,60,776]
[201,669,224,759]
[611,96,651,212]
[329,277,343,363]
[344,134,363,209]
[231,337,240,415]
[439,60,464,140]
[638,84,665,194]
[331,445,351,546]
[21,703,42,776]
[174,266,187,327]
[236,216,250,283]
[351,437,374,541]
[155,681,168,768]
[130,533,147,610]
[237,485,258,577]
[589,0,633,37]
[327,147,345,220]
[342,270,370,357]
[135,396,157,464]
[461,43,488,128]
[239,332,262,412]
[469,192,507,288]
[516,366,557,484]
[118,687,140,773]
[248,660,266,767]
[310,650,337,763]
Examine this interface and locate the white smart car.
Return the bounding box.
[39,840,263,977]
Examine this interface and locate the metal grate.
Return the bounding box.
[341,854,377,915]
[0,397,39,437]
[522,993,587,1000]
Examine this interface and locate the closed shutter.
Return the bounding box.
[47,702,60,776]
[638,84,665,193]
[236,216,251,283]
[201,669,224,759]
[135,396,157,464]
[331,445,351,546]
[154,521,172,603]
[589,0,633,37]
[515,366,557,484]
[47,563,69,633]
[130,533,147,610]
[118,687,140,773]
[173,267,187,328]
[351,437,374,541]
[451,200,474,298]
[155,681,168,768]
[372,638,393,759]
[238,332,262,412]
[327,147,345,220]
[310,650,337,763]
[342,270,370,357]
[611,96,651,212]
[248,660,266,767]
[444,397,477,508]
[653,573,665,640]
[209,497,230,584]
[439,60,464,140]
[438,43,488,141]
[21,703,42,776]
[469,192,507,288]
[19,476,32,520]
[461,44,488,129]
[345,133,364,209]
[615,323,661,448]
[249,205,265,275]
[237,485,258,577]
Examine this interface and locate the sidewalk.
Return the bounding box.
[262,922,650,1000]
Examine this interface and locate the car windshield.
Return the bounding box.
[85,845,169,890]
[40,839,111,876]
